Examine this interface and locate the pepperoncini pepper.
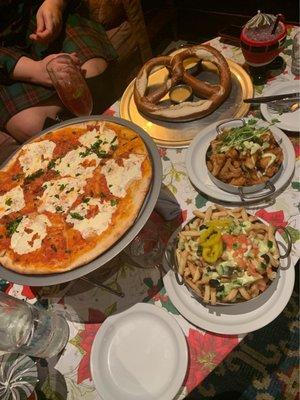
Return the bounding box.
[198,226,214,243]
[199,219,227,263]
[209,218,231,229]
[202,241,223,263]
[201,231,221,247]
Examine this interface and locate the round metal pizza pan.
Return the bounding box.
[0,116,162,286]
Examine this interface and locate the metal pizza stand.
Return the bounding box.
[0,116,163,286]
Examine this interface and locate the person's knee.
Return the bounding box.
[5,100,62,143]
[6,110,46,143]
[81,57,108,78]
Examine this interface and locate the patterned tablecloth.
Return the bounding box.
[1,26,299,400]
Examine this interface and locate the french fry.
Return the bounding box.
[210,287,217,305]
[224,288,238,302]
[268,225,279,258]
[193,210,206,219]
[214,204,226,211]
[176,249,187,275]
[186,278,203,298]
[192,266,201,283]
[211,211,228,218]
[241,208,249,221]
[252,223,268,231]
[184,268,190,278]
[249,283,259,297]
[269,254,279,268]
[199,275,210,284]
[203,284,210,303]
[187,261,196,276]
[181,230,202,237]
[203,206,213,223]
[229,207,243,214]
[239,287,251,300]
[227,210,240,223]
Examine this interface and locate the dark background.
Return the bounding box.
[142,0,300,54]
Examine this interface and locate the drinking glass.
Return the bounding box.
[240,12,287,84]
[124,220,164,269]
[0,292,69,358]
[46,54,93,117]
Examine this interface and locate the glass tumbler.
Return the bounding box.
[0,292,69,358]
[124,220,164,269]
[46,54,93,117]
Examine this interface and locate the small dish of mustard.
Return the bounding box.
[169,84,193,104]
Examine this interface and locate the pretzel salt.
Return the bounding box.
[134,44,232,121]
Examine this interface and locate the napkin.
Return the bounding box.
[154,185,181,221]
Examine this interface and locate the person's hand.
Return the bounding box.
[12,53,80,87]
[29,0,65,45]
[36,53,80,86]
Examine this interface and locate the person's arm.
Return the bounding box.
[11,52,80,87]
[0,47,28,85]
[12,56,53,87]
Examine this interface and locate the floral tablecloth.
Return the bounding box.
[1,26,299,400]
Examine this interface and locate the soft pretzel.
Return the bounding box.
[133,44,232,121]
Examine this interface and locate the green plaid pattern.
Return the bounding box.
[0,2,118,129]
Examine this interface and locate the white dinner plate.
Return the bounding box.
[162,229,295,335]
[260,81,300,132]
[185,118,295,204]
[90,303,188,400]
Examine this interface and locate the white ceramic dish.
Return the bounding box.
[162,228,295,335]
[90,303,188,400]
[185,118,295,204]
[260,81,300,132]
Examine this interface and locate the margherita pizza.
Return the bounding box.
[0,120,152,274]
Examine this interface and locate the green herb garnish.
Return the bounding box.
[55,205,63,212]
[217,121,268,153]
[267,240,273,249]
[80,139,109,159]
[83,197,90,204]
[24,169,43,183]
[91,140,108,158]
[5,198,12,206]
[70,212,84,220]
[79,149,91,158]
[110,199,118,206]
[47,159,56,170]
[260,262,267,270]
[6,217,22,236]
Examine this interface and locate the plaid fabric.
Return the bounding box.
[0,3,118,129]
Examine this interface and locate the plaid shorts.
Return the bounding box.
[0,13,118,129]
